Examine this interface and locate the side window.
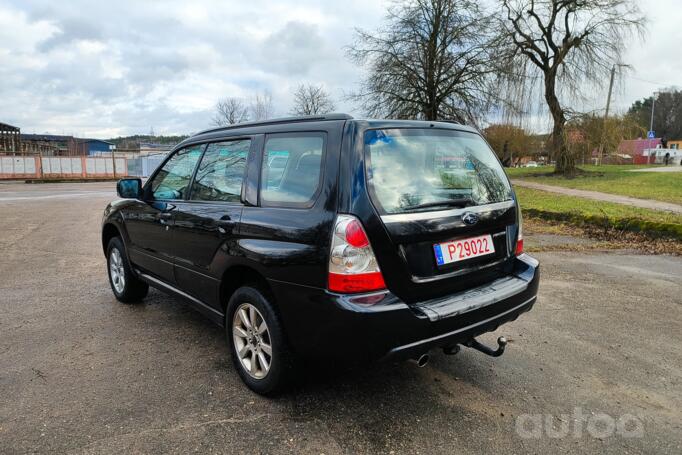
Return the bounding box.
[260,134,325,207]
[263,152,290,189]
[190,140,250,202]
[150,145,203,200]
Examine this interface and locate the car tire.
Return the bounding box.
[106,236,149,303]
[226,286,295,395]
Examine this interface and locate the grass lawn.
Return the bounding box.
[515,187,682,239]
[506,165,682,205]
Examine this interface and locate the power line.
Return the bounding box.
[627,75,678,87]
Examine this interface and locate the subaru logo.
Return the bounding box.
[462,212,479,226]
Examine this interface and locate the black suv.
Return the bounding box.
[102,114,539,394]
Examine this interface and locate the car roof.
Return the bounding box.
[353,118,479,134]
[174,114,479,150]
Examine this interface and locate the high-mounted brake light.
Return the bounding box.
[328,215,386,293]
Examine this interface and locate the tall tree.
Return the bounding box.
[628,90,682,142]
[250,91,275,121]
[290,84,336,116]
[212,97,249,126]
[347,0,501,124]
[498,0,645,176]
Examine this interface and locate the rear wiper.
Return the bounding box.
[402,198,474,212]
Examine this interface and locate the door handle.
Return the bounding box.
[216,219,234,235]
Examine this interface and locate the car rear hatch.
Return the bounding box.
[359,126,520,304]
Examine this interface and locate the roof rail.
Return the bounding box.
[195,113,354,136]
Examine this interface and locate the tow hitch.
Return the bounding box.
[463,336,508,357]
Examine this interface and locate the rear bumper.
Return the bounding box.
[269,254,539,361]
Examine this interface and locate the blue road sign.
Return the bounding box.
[648,130,655,139]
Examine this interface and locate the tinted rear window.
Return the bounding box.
[364,129,512,214]
[260,133,325,207]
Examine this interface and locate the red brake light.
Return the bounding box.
[345,219,369,248]
[515,238,524,255]
[328,215,386,294]
[515,206,523,256]
[328,271,386,293]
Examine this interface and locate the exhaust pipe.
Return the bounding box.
[409,353,430,368]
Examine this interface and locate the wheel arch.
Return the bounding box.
[219,265,275,315]
[102,223,121,255]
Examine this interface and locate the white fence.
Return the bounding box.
[643,148,682,165]
[0,156,36,175]
[0,155,127,179]
[127,154,167,177]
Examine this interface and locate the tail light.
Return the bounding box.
[515,207,524,255]
[328,214,386,293]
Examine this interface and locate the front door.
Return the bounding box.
[125,144,204,283]
[172,139,251,309]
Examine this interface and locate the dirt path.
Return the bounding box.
[513,179,682,214]
[630,166,682,173]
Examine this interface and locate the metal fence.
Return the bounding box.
[0,155,127,180]
[126,153,167,178]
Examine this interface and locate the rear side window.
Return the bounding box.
[260,133,325,207]
[190,140,250,202]
[150,145,203,200]
[263,152,290,189]
[364,129,512,214]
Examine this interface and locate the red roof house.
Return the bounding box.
[618,138,662,164]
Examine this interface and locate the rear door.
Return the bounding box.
[348,125,519,303]
[172,138,252,309]
[239,131,338,289]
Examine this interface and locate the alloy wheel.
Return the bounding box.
[232,303,272,379]
[109,248,126,294]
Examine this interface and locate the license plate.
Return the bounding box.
[433,234,495,266]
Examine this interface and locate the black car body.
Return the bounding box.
[102,114,539,394]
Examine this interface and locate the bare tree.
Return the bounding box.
[249,91,275,121]
[346,0,501,124]
[212,97,249,126]
[290,84,336,116]
[498,0,646,175]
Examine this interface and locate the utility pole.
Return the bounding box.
[597,65,617,166]
[649,92,658,149]
[649,95,656,133]
[110,144,117,179]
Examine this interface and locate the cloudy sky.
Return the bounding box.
[1,0,680,138]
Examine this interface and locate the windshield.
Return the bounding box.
[364,128,512,214]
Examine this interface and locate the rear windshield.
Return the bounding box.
[364,128,512,214]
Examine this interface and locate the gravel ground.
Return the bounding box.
[0,182,680,454]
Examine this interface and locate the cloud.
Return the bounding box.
[0,0,389,136]
[3,0,676,137]
[36,17,102,52]
[257,21,331,76]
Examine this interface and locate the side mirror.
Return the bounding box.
[116,178,142,199]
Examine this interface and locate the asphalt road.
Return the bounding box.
[1,182,680,454]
